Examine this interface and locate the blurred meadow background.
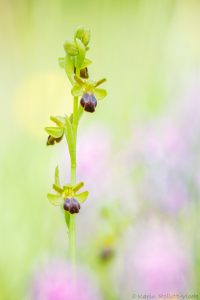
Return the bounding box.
[1,0,200,299]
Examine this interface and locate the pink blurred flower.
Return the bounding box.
[120,221,191,296]
[77,124,112,193]
[58,123,113,200]
[28,259,101,300]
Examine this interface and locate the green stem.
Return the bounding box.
[68,69,80,265]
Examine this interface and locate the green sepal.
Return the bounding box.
[75,38,86,69]
[94,88,107,100]
[82,58,92,68]
[71,84,83,97]
[64,116,75,164]
[76,191,89,203]
[52,184,63,194]
[47,193,62,206]
[50,116,65,127]
[64,41,79,56]
[54,166,60,186]
[45,127,64,138]
[73,182,84,192]
[64,211,70,229]
[58,57,65,68]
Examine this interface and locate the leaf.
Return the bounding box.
[71,84,83,97]
[94,88,107,100]
[58,57,65,68]
[73,182,84,192]
[47,194,62,206]
[64,116,75,164]
[64,55,74,84]
[64,211,70,229]
[76,191,89,203]
[75,38,86,69]
[54,166,60,186]
[82,58,92,68]
[45,127,64,138]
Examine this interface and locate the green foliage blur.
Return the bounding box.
[1,0,200,299]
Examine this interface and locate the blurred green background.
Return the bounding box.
[1,0,200,299]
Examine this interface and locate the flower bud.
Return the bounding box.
[63,198,81,214]
[64,41,79,56]
[75,27,90,46]
[80,93,97,113]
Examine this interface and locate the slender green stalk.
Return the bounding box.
[69,214,76,264]
[68,69,80,265]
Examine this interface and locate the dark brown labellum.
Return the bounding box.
[46,135,63,146]
[63,198,81,214]
[74,67,89,79]
[80,93,97,113]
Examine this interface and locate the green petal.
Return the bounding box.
[94,78,106,87]
[94,88,107,100]
[45,127,64,138]
[76,191,89,203]
[71,84,83,97]
[47,194,62,206]
[73,182,84,192]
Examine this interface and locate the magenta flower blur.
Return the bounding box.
[58,124,113,200]
[121,222,190,295]
[29,259,101,300]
